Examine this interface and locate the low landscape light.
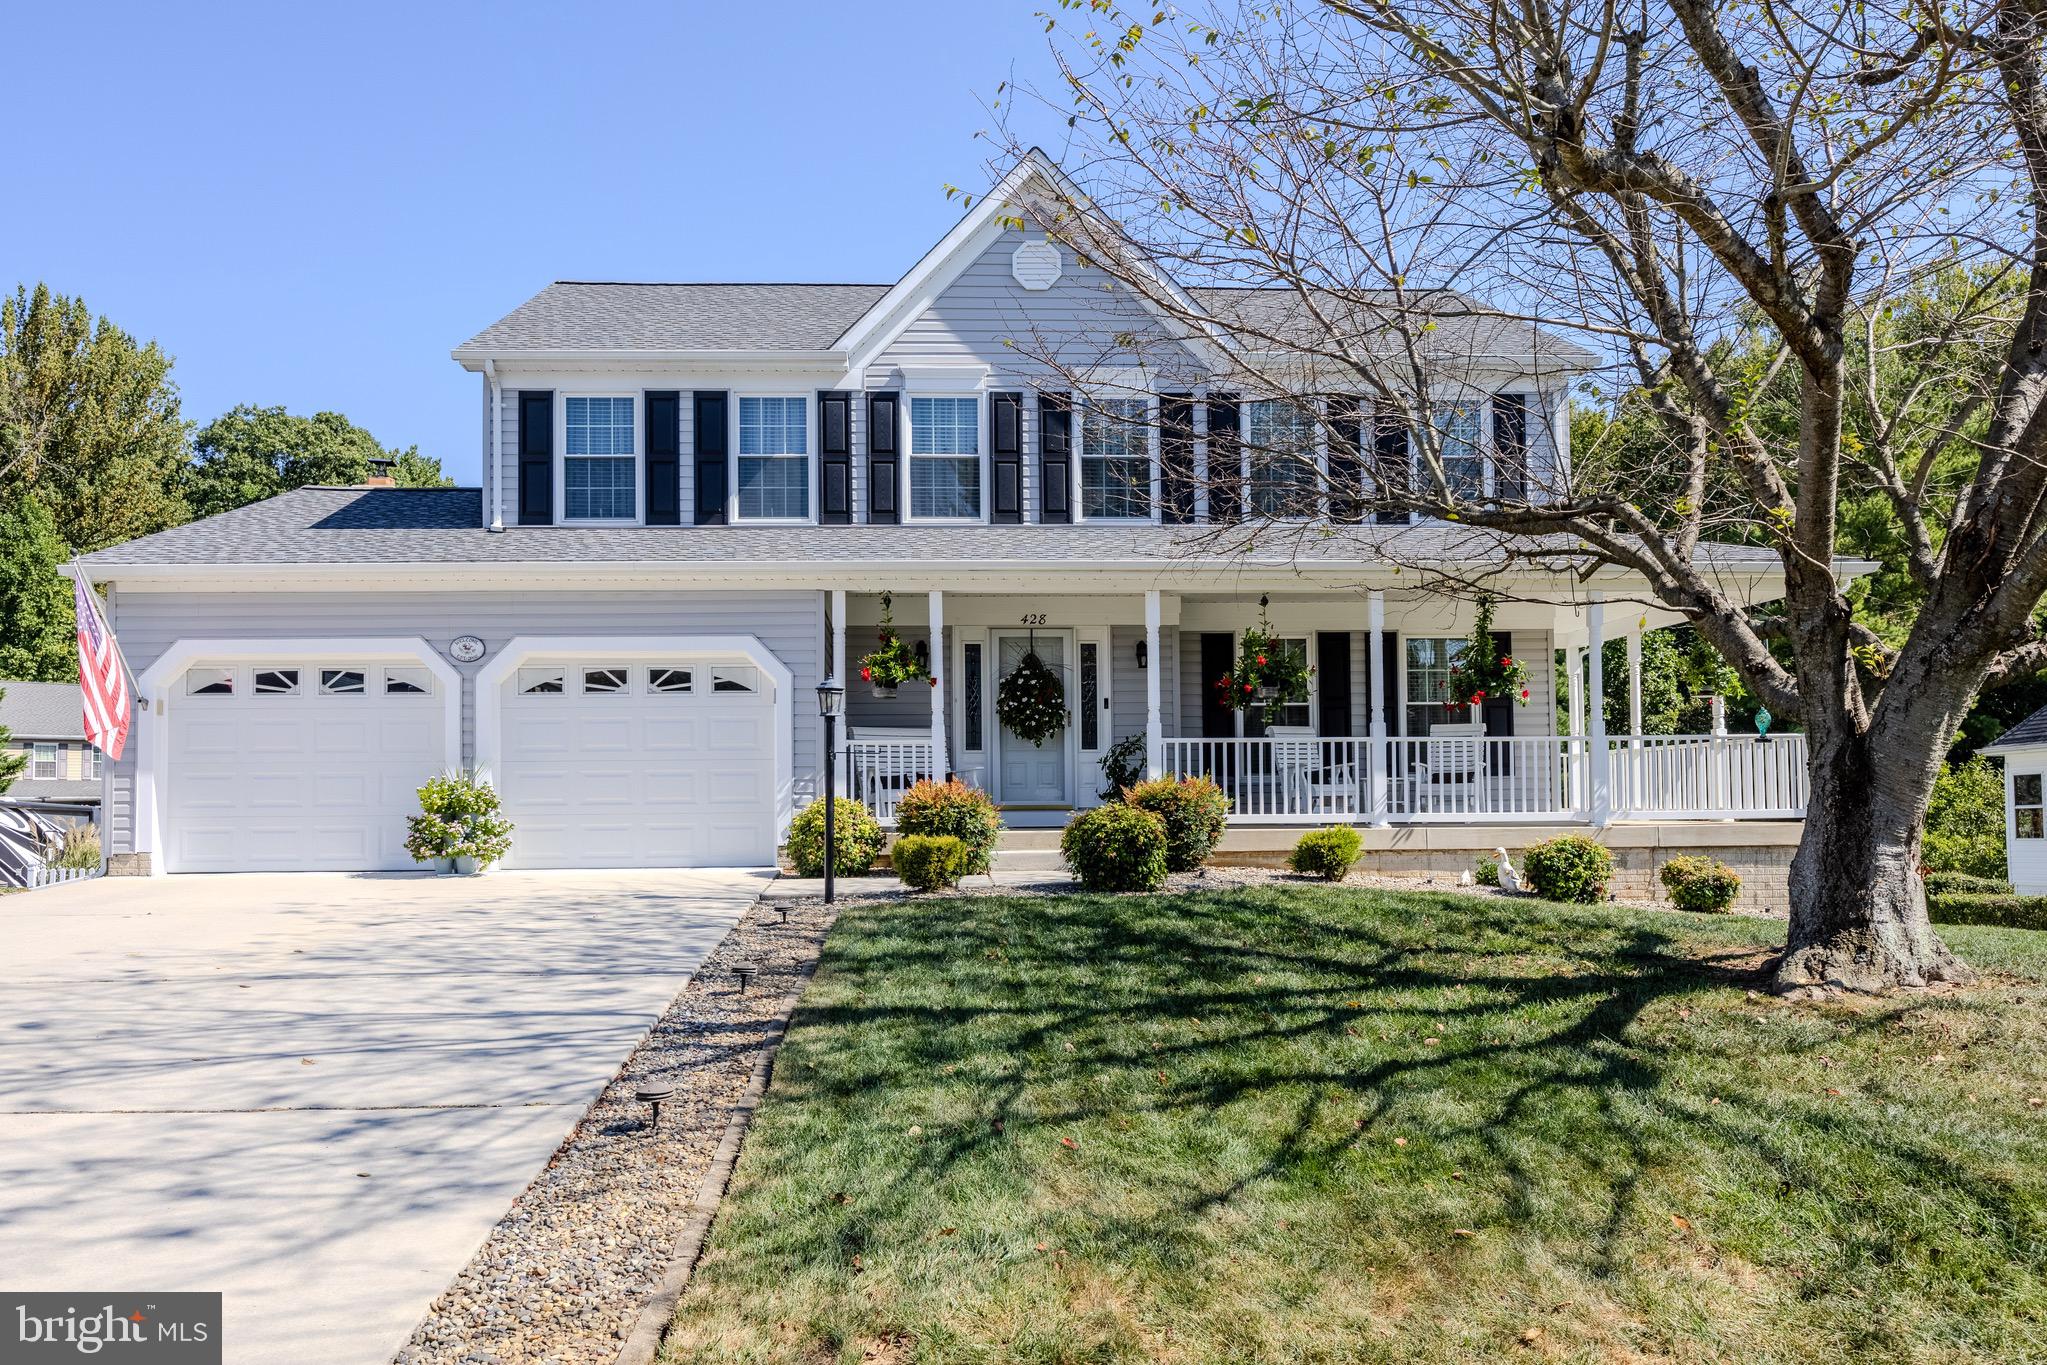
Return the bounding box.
[634,1081,675,1130]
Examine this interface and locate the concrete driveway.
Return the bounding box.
[0,868,766,1364]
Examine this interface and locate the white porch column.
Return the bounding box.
[1367,590,1389,824]
[1144,589,1164,779]
[1566,646,1585,735]
[928,590,947,779]
[830,589,847,795]
[1587,595,1612,824]
[1626,630,1643,742]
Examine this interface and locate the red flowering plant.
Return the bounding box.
[857,591,929,694]
[1216,598,1314,723]
[1445,596,1530,707]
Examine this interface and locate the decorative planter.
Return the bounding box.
[871,683,898,700]
[454,854,494,876]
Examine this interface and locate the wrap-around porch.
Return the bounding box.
[825,587,1808,828]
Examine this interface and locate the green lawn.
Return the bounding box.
[664,888,2047,1363]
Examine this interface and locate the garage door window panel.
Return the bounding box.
[187,668,235,696]
[519,667,566,695]
[321,669,367,696]
[649,667,694,693]
[254,668,300,696]
[711,666,759,694]
[383,667,433,695]
[583,667,630,695]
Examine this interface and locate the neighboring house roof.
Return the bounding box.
[4,779,100,806]
[0,681,83,741]
[457,282,891,355]
[1983,704,2047,754]
[76,486,1797,573]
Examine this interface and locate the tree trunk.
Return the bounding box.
[1777,731,1975,993]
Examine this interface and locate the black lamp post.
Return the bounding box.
[816,675,846,903]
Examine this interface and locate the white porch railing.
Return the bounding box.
[1153,733,1807,824]
[27,863,101,890]
[843,738,937,825]
[1607,733,1809,819]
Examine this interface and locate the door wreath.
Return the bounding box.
[997,633,1068,747]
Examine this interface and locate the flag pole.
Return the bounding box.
[70,557,142,703]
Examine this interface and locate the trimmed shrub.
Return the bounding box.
[1289,826,1362,881]
[1929,893,2047,931]
[1659,855,1742,913]
[1522,833,1614,904]
[892,834,969,891]
[406,770,514,868]
[1124,775,1230,872]
[1061,804,1169,892]
[1924,869,2014,897]
[895,779,1002,875]
[1474,854,1501,888]
[785,797,885,878]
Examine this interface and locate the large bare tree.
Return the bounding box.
[986,0,2047,993]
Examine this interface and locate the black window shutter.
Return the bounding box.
[1037,391,1072,523]
[867,391,900,523]
[1373,416,1410,525]
[1317,632,1353,737]
[693,391,728,525]
[517,390,553,525]
[1327,396,1365,523]
[1200,633,1236,738]
[1379,630,1402,735]
[1483,629,1516,772]
[819,391,853,524]
[1161,393,1196,524]
[1206,394,1240,523]
[990,391,1024,523]
[1493,392,1529,502]
[644,390,680,525]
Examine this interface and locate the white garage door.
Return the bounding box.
[165,661,447,873]
[495,658,777,869]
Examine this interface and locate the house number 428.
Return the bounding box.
[1019,613,1047,626]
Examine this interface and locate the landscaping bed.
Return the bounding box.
[664,885,2047,1363]
[395,893,837,1365]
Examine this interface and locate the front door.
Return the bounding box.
[996,631,1071,805]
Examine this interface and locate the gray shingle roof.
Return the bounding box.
[1188,288,1599,371]
[1988,704,2047,752]
[4,779,100,805]
[77,486,1787,572]
[457,282,891,354]
[0,682,83,740]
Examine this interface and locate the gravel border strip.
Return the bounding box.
[612,962,815,1365]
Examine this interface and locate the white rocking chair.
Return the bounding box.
[1418,721,1485,813]
[1269,725,1360,816]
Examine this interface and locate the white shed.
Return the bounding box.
[1981,707,2047,894]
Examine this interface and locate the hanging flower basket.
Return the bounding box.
[997,648,1067,747]
[1448,596,1531,708]
[858,591,927,698]
[1216,598,1313,724]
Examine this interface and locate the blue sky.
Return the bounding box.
[8,1,1062,484]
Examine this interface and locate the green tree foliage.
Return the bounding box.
[185,405,450,518]
[0,496,74,681]
[0,283,189,550]
[1555,625,1745,735]
[0,689,23,795]
[1923,758,2007,880]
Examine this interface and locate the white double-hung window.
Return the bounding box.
[563,396,636,521]
[1431,404,1485,498]
[908,396,981,520]
[737,396,810,520]
[1246,399,1317,517]
[1082,397,1152,520]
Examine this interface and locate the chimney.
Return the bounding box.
[364,456,396,488]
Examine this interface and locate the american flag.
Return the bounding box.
[73,570,133,762]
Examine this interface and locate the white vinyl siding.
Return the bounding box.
[737,396,810,521]
[1246,400,1316,517]
[564,396,636,521]
[1082,398,1152,520]
[909,396,981,520]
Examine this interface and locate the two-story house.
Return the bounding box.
[73,151,1821,888]
[0,681,101,827]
